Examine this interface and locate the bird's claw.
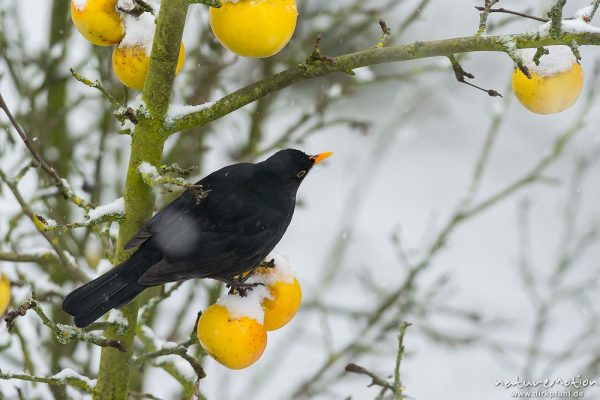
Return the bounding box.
[227,281,265,297]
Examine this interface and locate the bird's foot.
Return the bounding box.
[221,279,265,297]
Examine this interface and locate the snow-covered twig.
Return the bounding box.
[86,197,125,225]
[138,162,210,201]
[0,368,96,393]
[4,297,127,352]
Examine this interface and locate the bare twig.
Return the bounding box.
[0,250,59,264]
[134,338,206,380]
[397,0,432,37]
[0,92,92,211]
[345,363,395,392]
[477,0,500,35]
[70,69,138,125]
[474,6,549,22]
[301,34,337,69]
[393,322,411,399]
[375,19,392,48]
[0,167,88,281]
[448,55,502,97]
[590,0,600,21]
[548,0,567,38]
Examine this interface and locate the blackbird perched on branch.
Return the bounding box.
[63,149,332,327]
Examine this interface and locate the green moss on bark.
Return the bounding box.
[93,1,189,398]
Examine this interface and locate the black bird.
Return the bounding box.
[62,149,332,327]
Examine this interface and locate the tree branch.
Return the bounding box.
[290,66,599,399]
[0,250,59,264]
[344,363,395,392]
[167,30,600,134]
[4,298,126,352]
[548,0,567,38]
[0,369,95,393]
[94,0,191,397]
[0,92,92,211]
[393,322,411,399]
[477,0,500,35]
[0,167,88,281]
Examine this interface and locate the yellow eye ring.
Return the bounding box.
[297,170,306,178]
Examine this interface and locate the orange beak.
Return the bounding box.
[311,152,333,165]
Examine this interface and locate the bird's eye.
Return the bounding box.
[297,170,307,178]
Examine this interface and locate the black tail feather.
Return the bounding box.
[63,250,155,328]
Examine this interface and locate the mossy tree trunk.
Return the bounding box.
[93,1,189,398]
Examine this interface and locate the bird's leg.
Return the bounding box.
[216,276,265,297]
[217,257,277,296]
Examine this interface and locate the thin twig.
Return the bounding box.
[590,0,600,21]
[345,363,395,393]
[375,19,392,48]
[448,55,502,97]
[4,298,127,352]
[548,0,567,38]
[477,0,500,35]
[397,0,432,37]
[134,339,206,380]
[0,92,92,211]
[0,370,95,393]
[393,322,411,399]
[70,69,138,125]
[474,6,549,22]
[0,167,88,281]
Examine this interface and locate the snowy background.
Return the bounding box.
[1,0,600,399]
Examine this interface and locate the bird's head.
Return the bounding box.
[259,149,333,189]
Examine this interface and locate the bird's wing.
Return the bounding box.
[124,163,251,250]
[124,190,201,250]
[137,193,289,285]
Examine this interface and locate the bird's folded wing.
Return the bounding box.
[136,195,288,285]
[124,190,198,250]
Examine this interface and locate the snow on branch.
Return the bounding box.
[85,197,125,225]
[138,161,210,201]
[0,368,96,393]
[165,26,600,135]
[4,298,127,352]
